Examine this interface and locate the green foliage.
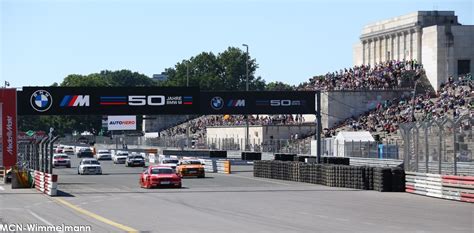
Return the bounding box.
[61,70,155,87]
[265,81,296,91]
[161,47,265,91]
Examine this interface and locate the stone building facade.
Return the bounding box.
[353,11,474,89]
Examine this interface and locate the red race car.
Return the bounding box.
[140,166,182,189]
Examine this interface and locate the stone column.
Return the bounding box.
[389,34,395,60]
[403,31,408,60]
[409,30,414,60]
[416,27,422,63]
[385,35,390,61]
[367,39,372,65]
[379,36,383,63]
[396,32,401,60]
[362,40,366,64]
[373,38,377,65]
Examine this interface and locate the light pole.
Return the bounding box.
[186,61,190,149]
[242,44,249,151]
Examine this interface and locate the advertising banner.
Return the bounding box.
[17,87,200,115]
[200,91,317,114]
[0,89,18,168]
[107,115,137,131]
[17,87,318,115]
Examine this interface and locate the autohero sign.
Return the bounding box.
[200,91,316,114]
[107,116,137,131]
[17,87,199,115]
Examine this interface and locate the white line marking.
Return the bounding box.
[28,209,64,233]
[230,174,291,185]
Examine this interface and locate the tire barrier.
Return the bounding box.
[322,157,350,165]
[405,172,474,203]
[216,160,231,174]
[34,170,58,196]
[294,156,317,163]
[253,161,402,191]
[209,150,227,158]
[373,167,405,192]
[274,153,297,161]
[241,152,262,161]
[163,150,227,158]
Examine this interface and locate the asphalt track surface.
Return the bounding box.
[1,157,473,233]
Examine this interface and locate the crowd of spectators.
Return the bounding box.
[326,74,473,136]
[160,60,471,143]
[299,60,423,91]
[160,114,308,139]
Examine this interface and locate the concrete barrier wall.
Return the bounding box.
[405,172,474,203]
[34,170,58,196]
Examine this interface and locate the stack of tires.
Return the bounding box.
[322,157,350,165]
[361,166,374,190]
[391,167,406,192]
[374,167,393,192]
[242,152,262,161]
[274,153,297,161]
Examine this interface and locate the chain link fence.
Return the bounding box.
[399,114,474,175]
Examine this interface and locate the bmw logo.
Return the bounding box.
[210,96,224,110]
[30,90,53,112]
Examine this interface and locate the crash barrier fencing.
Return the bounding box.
[253,161,405,192]
[241,152,262,161]
[163,150,227,158]
[349,157,474,175]
[399,115,474,176]
[202,159,231,174]
[216,160,231,174]
[349,157,403,167]
[0,167,5,183]
[34,170,58,196]
[325,139,400,159]
[405,172,474,203]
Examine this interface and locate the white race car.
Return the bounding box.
[113,151,128,164]
[78,158,102,175]
[96,149,112,160]
[160,158,179,171]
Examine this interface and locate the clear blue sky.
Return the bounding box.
[1,0,473,88]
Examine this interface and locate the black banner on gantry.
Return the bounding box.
[17,87,200,115]
[199,91,317,114]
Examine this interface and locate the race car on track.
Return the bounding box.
[159,158,179,171]
[113,150,128,164]
[125,155,146,167]
[78,158,102,175]
[53,154,71,168]
[140,166,182,189]
[96,149,112,160]
[176,159,205,178]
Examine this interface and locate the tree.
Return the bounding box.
[265,81,296,91]
[161,47,265,91]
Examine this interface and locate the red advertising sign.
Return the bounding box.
[0,89,17,168]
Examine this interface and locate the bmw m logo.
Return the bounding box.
[30,90,53,112]
[210,96,224,110]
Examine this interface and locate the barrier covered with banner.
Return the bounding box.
[0,89,17,168]
[17,87,319,115]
